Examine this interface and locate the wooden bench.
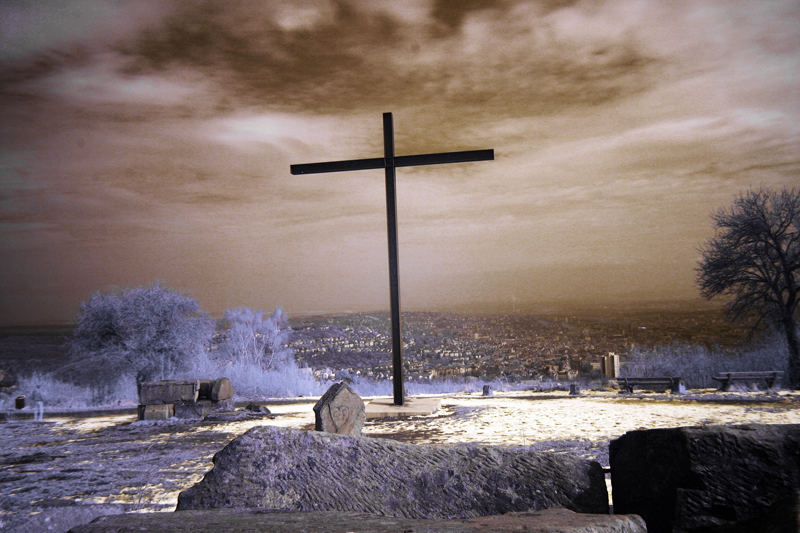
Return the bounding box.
[618,377,684,394]
[711,371,784,391]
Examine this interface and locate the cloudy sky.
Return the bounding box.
[1,0,798,325]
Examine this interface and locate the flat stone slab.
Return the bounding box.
[69,508,646,532]
[365,397,441,418]
[139,380,199,405]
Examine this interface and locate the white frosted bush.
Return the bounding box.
[67,283,214,395]
[621,334,791,388]
[173,306,324,399]
[213,307,293,370]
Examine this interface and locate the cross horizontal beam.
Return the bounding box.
[290,149,494,175]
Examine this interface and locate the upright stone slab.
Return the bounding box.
[139,380,199,404]
[177,426,608,517]
[313,382,365,437]
[610,424,800,533]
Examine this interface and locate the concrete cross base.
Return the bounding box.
[365,397,441,418]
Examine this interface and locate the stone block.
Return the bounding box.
[70,508,647,532]
[211,378,233,401]
[138,403,174,420]
[177,426,609,517]
[313,382,365,436]
[139,380,199,405]
[610,424,800,533]
[174,400,214,419]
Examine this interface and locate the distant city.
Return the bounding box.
[288,308,748,383]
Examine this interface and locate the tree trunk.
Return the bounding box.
[782,315,800,389]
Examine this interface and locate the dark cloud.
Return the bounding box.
[104,0,658,122]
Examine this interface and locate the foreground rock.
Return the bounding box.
[70,508,645,533]
[177,426,608,517]
[610,423,800,533]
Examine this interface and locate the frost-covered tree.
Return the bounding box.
[214,307,293,370]
[68,283,214,387]
[697,187,800,388]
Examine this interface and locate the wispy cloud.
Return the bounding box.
[0,0,798,323]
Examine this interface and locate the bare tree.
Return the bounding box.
[697,187,800,388]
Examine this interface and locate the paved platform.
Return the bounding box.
[365,397,441,418]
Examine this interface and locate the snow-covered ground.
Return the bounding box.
[2,389,799,532]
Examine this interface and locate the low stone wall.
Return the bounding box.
[177,426,608,518]
[69,508,646,533]
[610,423,800,533]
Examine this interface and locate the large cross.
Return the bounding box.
[291,112,494,405]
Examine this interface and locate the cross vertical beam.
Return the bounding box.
[290,113,493,406]
[382,113,404,405]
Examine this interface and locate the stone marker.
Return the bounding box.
[139,380,199,404]
[313,382,365,436]
[482,384,494,396]
[176,426,608,517]
[610,424,800,533]
[69,508,646,533]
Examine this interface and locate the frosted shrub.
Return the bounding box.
[214,307,293,370]
[194,306,324,398]
[621,334,791,389]
[16,372,93,409]
[66,283,214,391]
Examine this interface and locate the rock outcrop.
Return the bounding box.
[610,424,800,533]
[177,426,608,517]
[70,508,645,533]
